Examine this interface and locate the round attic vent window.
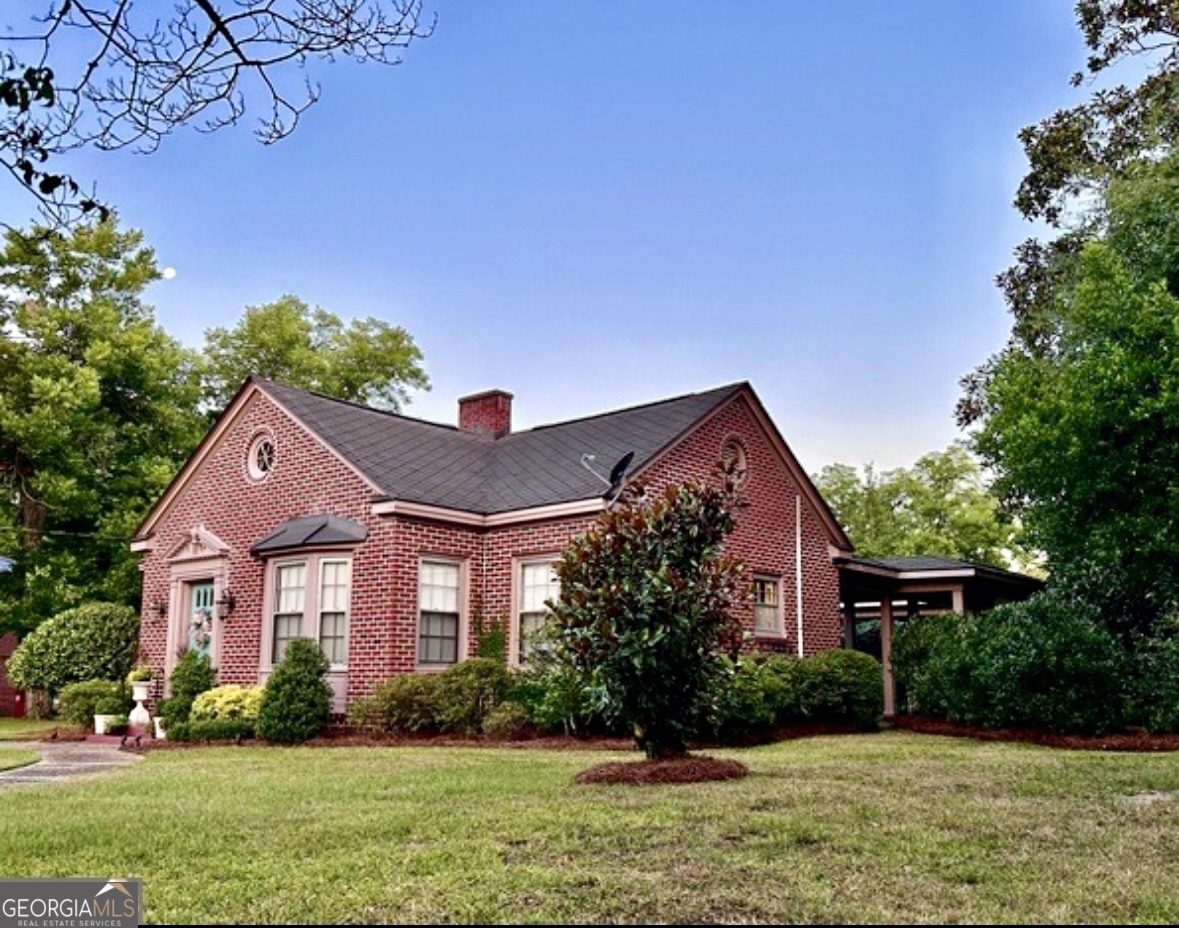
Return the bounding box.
[248,434,276,481]
[721,437,748,486]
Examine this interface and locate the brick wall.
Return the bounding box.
[137,386,844,706]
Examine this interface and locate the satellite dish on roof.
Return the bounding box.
[581,451,635,508]
[608,451,634,489]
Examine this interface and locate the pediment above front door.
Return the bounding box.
[165,524,232,563]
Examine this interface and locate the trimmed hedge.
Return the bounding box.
[191,685,263,722]
[6,603,139,694]
[168,719,255,742]
[57,679,125,727]
[701,651,881,741]
[892,591,1129,735]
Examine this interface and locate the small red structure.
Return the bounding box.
[0,632,21,717]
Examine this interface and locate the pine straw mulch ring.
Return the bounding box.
[574,754,749,785]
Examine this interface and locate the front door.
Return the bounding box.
[188,581,215,658]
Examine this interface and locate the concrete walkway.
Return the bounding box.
[0,740,142,790]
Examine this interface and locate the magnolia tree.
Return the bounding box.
[548,474,745,759]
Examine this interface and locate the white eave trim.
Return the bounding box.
[372,497,605,528]
[129,538,154,553]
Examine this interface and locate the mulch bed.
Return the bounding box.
[574,755,749,785]
[892,714,1179,752]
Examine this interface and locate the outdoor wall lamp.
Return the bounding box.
[216,590,236,620]
[152,599,167,619]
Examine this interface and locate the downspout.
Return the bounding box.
[795,495,804,657]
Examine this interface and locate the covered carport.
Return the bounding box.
[834,555,1044,716]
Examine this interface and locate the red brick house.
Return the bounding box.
[132,377,855,710]
[0,632,20,716]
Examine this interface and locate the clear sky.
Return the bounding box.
[0,2,1115,473]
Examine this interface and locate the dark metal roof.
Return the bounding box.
[251,513,369,554]
[258,378,745,515]
[837,554,1043,586]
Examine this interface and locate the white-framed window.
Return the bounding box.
[418,559,464,668]
[752,575,782,636]
[265,555,352,668]
[247,432,276,482]
[516,559,560,665]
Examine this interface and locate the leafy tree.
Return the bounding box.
[5,602,139,694]
[547,477,745,759]
[0,219,204,632]
[1017,2,1179,226]
[0,2,433,223]
[814,443,1023,568]
[972,231,1179,634]
[203,295,429,410]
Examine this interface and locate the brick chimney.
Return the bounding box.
[458,389,513,439]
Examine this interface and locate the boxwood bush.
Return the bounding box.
[348,674,442,734]
[6,603,139,694]
[156,650,215,729]
[797,649,883,728]
[256,639,333,743]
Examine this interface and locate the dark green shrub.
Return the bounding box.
[57,679,124,727]
[435,658,511,735]
[94,695,128,716]
[352,674,443,734]
[158,650,215,727]
[482,701,531,740]
[760,654,807,724]
[700,656,777,741]
[1130,632,1179,733]
[509,665,615,736]
[6,603,139,694]
[893,591,1129,735]
[798,649,882,728]
[168,718,255,742]
[257,638,333,743]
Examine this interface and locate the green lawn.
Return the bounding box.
[0,717,62,741]
[0,731,1177,923]
[0,746,38,771]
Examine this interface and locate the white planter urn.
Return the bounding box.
[130,681,151,702]
[94,714,119,735]
[129,682,152,729]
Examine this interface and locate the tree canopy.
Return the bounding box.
[813,444,1023,569]
[0,219,205,633]
[0,2,433,223]
[202,294,429,410]
[1017,1,1179,226]
[963,2,1179,634]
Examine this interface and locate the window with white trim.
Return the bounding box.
[517,559,560,665]
[267,555,352,667]
[752,575,782,636]
[418,560,462,667]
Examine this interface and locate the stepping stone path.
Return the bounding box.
[0,740,142,790]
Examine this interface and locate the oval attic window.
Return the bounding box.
[248,435,276,481]
[722,437,748,486]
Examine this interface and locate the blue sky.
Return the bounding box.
[1,3,1113,472]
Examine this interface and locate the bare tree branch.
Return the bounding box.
[0,1,434,225]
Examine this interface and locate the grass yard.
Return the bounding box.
[0,746,38,771]
[0,731,1177,923]
[0,717,60,741]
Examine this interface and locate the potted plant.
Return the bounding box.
[127,664,154,701]
[94,695,127,734]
